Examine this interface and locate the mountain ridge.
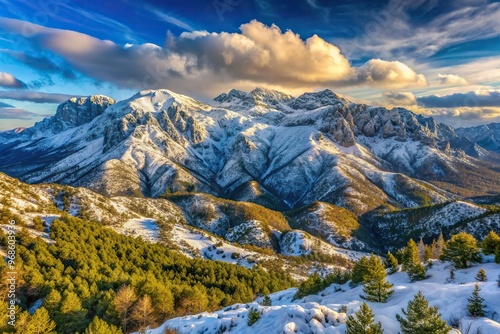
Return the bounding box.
[0,88,499,215]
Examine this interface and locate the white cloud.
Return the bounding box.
[0,72,27,89]
[355,59,427,88]
[0,90,78,103]
[337,1,500,60]
[427,106,500,127]
[382,91,417,106]
[0,18,427,97]
[147,7,194,32]
[438,74,468,85]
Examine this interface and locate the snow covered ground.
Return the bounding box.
[145,259,500,334]
[171,224,264,267]
[279,230,366,261]
[114,218,159,242]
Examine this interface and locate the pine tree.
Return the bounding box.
[178,286,209,314]
[351,256,370,287]
[475,268,487,282]
[467,283,486,317]
[58,291,87,334]
[402,239,427,281]
[43,289,61,314]
[147,283,174,319]
[442,232,482,269]
[260,295,272,306]
[346,302,383,334]
[33,216,44,232]
[384,251,399,274]
[423,246,432,262]
[481,230,500,254]
[495,246,500,264]
[247,307,262,326]
[24,307,56,334]
[15,309,30,334]
[361,254,394,303]
[497,274,500,287]
[396,291,451,334]
[395,248,405,263]
[60,291,82,314]
[84,316,122,334]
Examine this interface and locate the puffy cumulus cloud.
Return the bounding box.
[0,18,427,96]
[0,91,78,103]
[172,20,354,85]
[417,90,500,108]
[0,72,27,89]
[382,91,417,106]
[438,74,468,85]
[355,60,427,88]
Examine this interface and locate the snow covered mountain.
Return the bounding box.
[456,122,500,153]
[0,88,499,215]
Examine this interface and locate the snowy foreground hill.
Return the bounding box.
[146,260,500,334]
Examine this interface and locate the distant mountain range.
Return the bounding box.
[1,88,499,215]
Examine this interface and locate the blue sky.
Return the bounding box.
[0,0,500,130]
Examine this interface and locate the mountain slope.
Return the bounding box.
[148,260,500,334]
[0,172,360,275]
[362,201,500,249]
[0,88,499,214]
[456,122,500,153]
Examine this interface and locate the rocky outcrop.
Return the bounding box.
[288,89,346,110]
[29,95,114,138]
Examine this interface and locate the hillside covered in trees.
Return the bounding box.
[0,215,296,333]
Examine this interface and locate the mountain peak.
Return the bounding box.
[249,87,293,99]
[288,89,347,110]
[214,87,293,111]
[127,89,211,113]
[26,95,115,138]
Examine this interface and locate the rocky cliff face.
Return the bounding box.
[26,95,115,139]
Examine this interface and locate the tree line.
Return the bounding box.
[0,214,296,333]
